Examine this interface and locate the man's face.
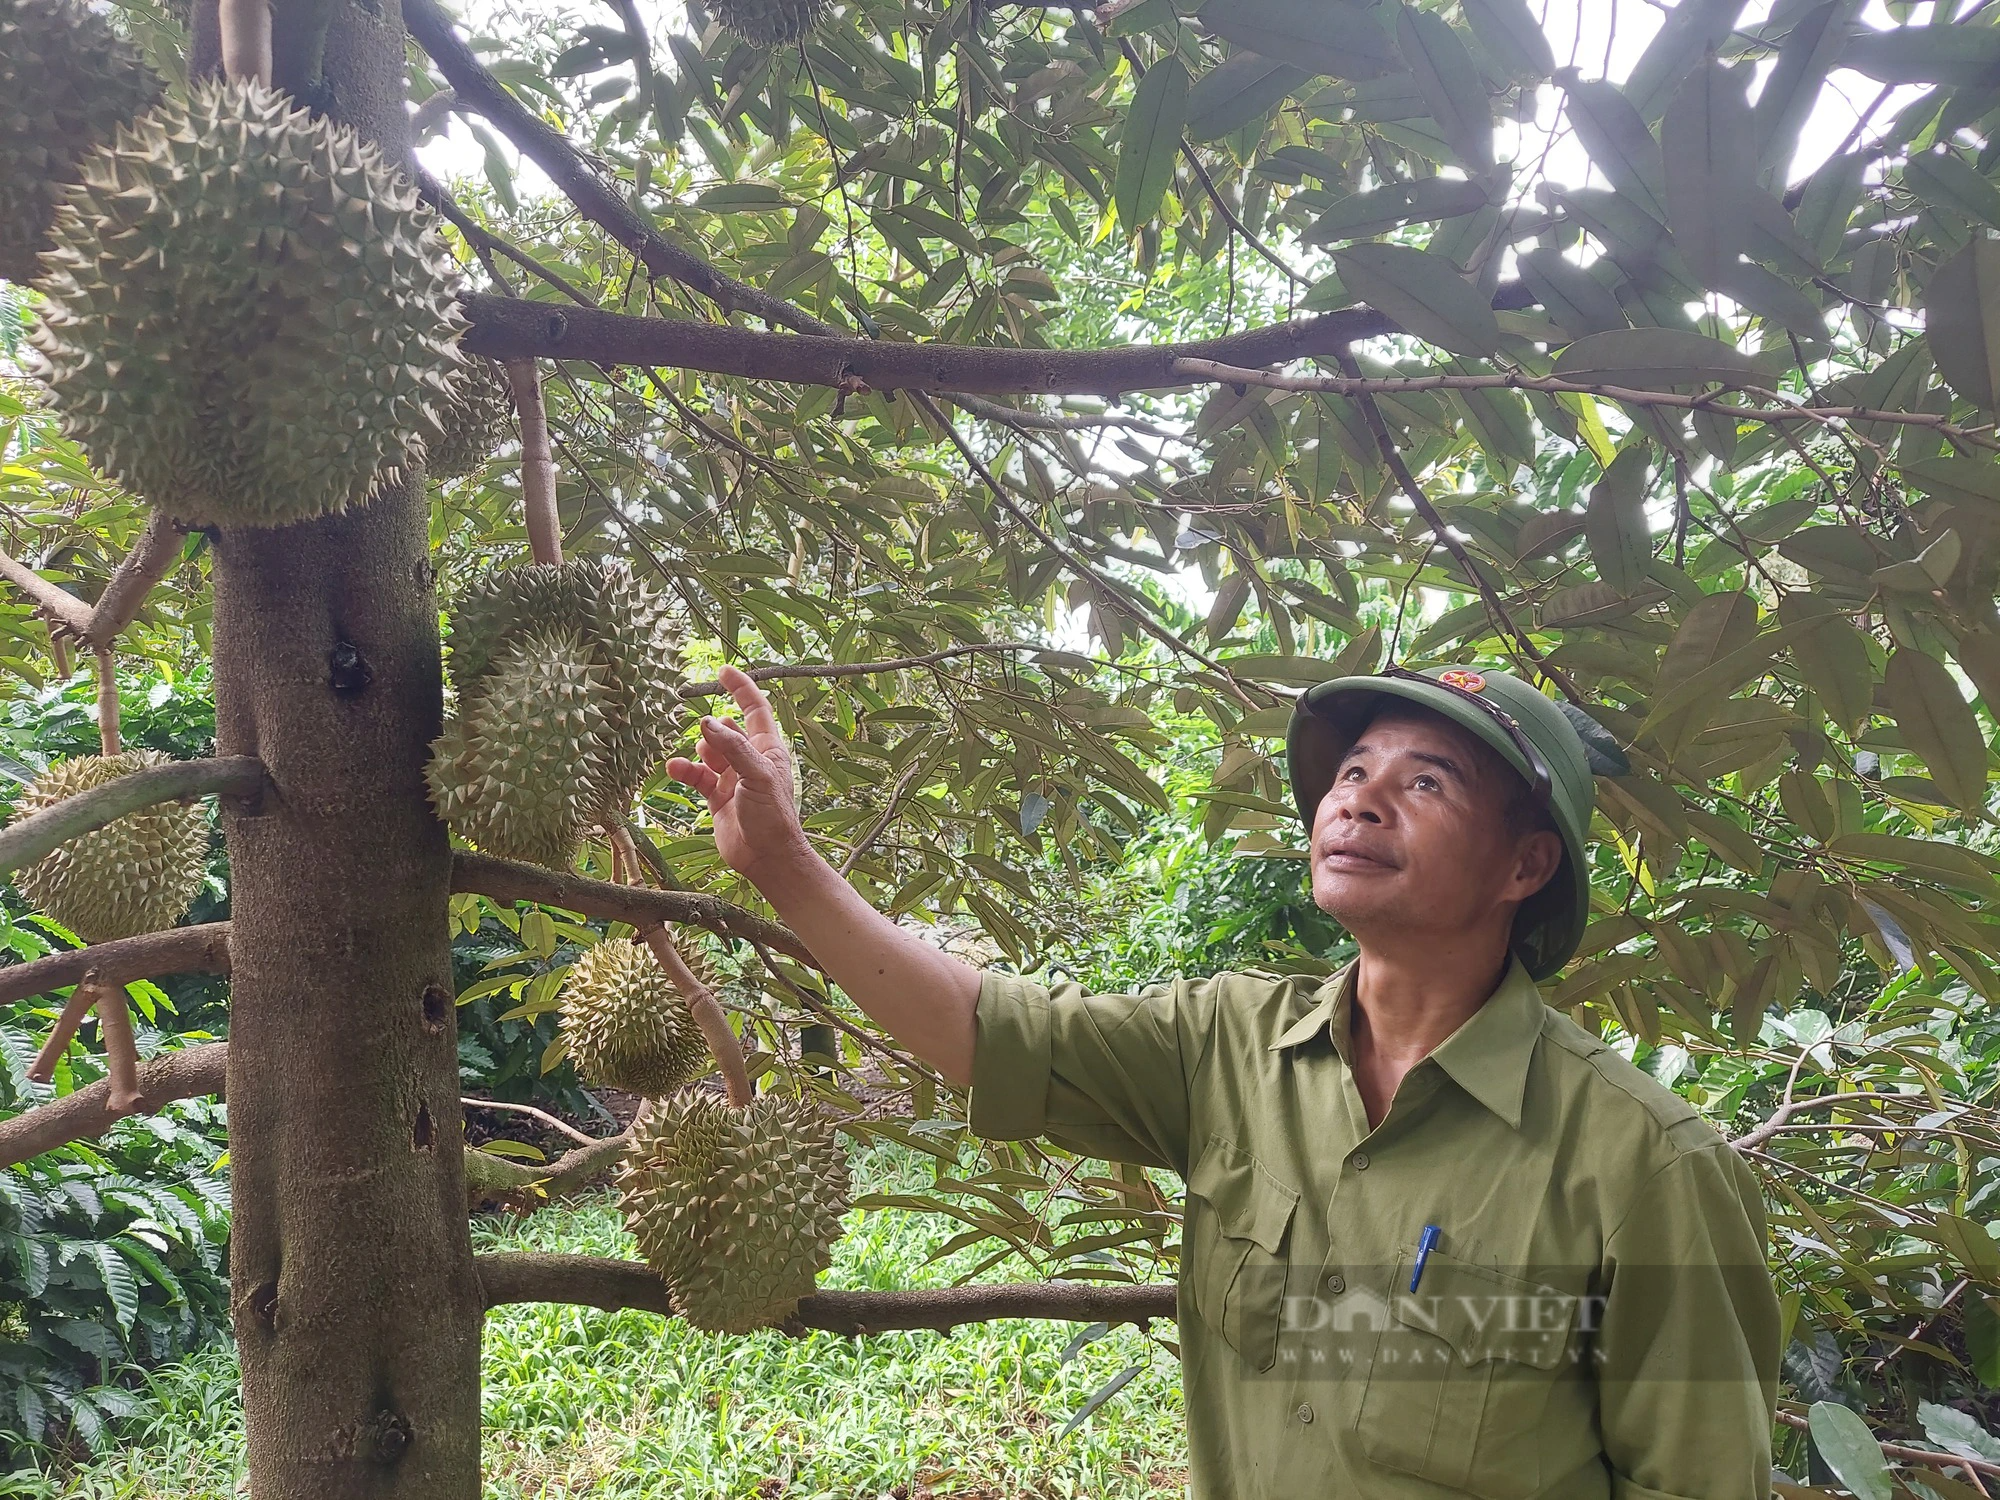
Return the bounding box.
[1309,705,1562,949]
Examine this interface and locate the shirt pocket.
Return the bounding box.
[1354,1250,1590,1500]
[1184,1134,1301,1374]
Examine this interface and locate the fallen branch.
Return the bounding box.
[459,285,1536,390]
[403,0,835,337]
[476,1252,1179,1335]
[451,852,815,965]
[0,757,267,880]
[0,1042,226,1169]
[1171,359,2000,451]
[0,923,231,1009]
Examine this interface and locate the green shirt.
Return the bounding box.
[970,957,1782,1500]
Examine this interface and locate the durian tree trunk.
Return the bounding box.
[194,4,483,1496]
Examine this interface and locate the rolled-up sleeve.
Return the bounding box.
[969,971,1207,1175]
[1596,1144,1782,1500]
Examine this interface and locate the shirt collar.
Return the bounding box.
[1267,955,1546,1130]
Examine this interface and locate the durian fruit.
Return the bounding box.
[702,0,833,46]
[14,750,208,943]
[0,0,161,285]
[428,355,515,482]
[27,78,466,529]
[426,559,683,866]
[619,1090,851,1333]
[558,937,713,1096]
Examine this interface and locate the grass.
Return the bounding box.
[29,1144,1187,1499]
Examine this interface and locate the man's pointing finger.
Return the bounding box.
[718,663,780,739]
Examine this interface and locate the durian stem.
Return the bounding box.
[49,636,70,682]
[218,0,274,85]
[27,974,106,1085]
[608,834,627,888]
[93,981,145,1115]
[640,924,752,1107]
[505,359,563,566]
[95,648,121,757]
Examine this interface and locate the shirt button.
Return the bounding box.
[1296,1403,1315,1425]
[1351,1151,1370,1170]
[1325,1273,1345,1294]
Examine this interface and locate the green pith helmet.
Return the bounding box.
[1287,666,1598,981]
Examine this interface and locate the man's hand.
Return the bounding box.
[666,665,807,881]
[666,662,980,1086]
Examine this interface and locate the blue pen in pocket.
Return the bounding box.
[1408,1224,1441,1292]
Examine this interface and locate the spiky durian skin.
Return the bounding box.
[426,559,683,866]
[428,355,514,481]
[14,751,208,943]
[0,0,161,285]
[558,937,712,1096]
[705,0,832,45]
[27,78,466,528]
[619,1091,851,1334]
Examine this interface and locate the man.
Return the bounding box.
[668,661,1781,1500]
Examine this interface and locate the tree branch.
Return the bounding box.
[464,1127,633,1203]
[1773,1409,2000,1481]
[680,642,1051,697]
[505,359,563,565]
[1171,359,2000,450]
[1334,351,1583,702]
[476,1252,1179,1335]
[402,0,838,337]
[0,757,268,880]
[86,513,184,644]
[450,852,816,965]
[0,1042,226,1170]
[0,922,231,1009]
[0,549,97,641]
[458,284,1537,390]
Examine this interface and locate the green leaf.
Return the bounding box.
[1186,53,1310,141]
[1622,0,1750,120]
[1198,0,1400,80]
[1305,175,1490,244]
[1645,589,1761,756]
[1396,6,1493,169]
[1558,73,1669,224]
[1829,833,1998,894]
[1966,1294,2000,1387]
[1516,248,1626,337]
[1114,57,1188,232]
[1583,447,1652,596]
[1920,1402,2000,1467]
[1661,60,1756,283]
[1551,327,1759,390]
[1885,647,1989,816]
[1903,150,2000,231]
[1333,242,1501,355]
[1059,1363,1143,1437]
[1755,3,1859,175]
[1921,240,2000,413]
[1808,1401,1891,1500]
[1715,260,1828,344]
[1898,455,2000,508]
[1840,22,2000,86]
[1779,598,1873,737]
[1458,0,1553,83]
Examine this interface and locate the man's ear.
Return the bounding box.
[1507,829,1565,901]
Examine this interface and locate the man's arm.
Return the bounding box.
[667,665,980,1085]
[1592,1144,1782,1500]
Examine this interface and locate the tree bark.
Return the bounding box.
[201,3,482,1494]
